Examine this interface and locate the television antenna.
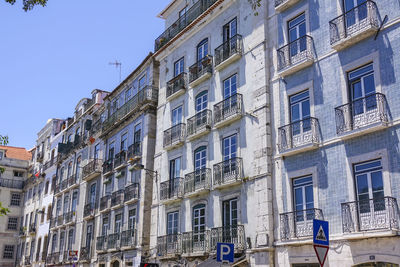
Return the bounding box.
[109,60,122,82]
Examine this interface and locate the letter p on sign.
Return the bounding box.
[217,243,234,263]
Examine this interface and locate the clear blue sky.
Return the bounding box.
[0,0,166,149]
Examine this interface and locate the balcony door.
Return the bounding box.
[71,191,78,213]
[67,229,74,251]
[108,142,115,160]
[223,134,237,178]
[222,198,238,243]
[63,195,69,215]
[288,13,306,58]
[114,213,122,233]
[197,39,208,62]
[223,17,237,57]
[172,106,183,127]
[102,216,109,236]
[290,90,311,145]
[169,157,181,197]
[56,199,61,218]
[194,147,207,188]
[293,176,314,237]
[128,209,136,230]
[343,0,368,28]
[167,211,179,252]
[354,159,385,230]
[192,204,206,248]
[174,57,184,77]
[89,183,96,207]
[222,75,238,119]
[85,224,93,251]
[59,231,65,254]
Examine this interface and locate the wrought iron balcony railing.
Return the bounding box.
[127,142,141,160]
[54,183,61,194]
[341,196,399,233]
[102,159,114,174]
[163,123,186,148]
[210,225,245,251]
[83,202,96,218]
[335,93,388,135]
[29,223,36,234]
[43,158,55,170]
[329,0,379,47]
[64,211,76,224]
[68,174,77,187]
[184,168,211,195]
[96,235,107,251]
[214,34,243,68]
[213,157,243,186]
[50,218,56,228]
[189,55,213,84]
[57,214,64,226]
[187,110,212,138]
[280,208,324,240]
[111,190,124,207]
[36,152,44,162]
[79,246,90,261]
[166,72,187,99]
[114,150,127,168]
[90,119,102,135]
[277,35,314,72]
[154,0,218,51]
[278,117,320,153]
[107,233,120,250]
[61,179,68,191]
[121,229,137,247]
[0,178,24,189]
[100,195,111,211]
[182,230,210,254]
[157,234,182,257]
[52,252,60,264]
[82,159,102,180]
[124,183,139,202]
[160,178,183,201]
[214,94,243,126]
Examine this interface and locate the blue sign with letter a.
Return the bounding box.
[217,243,234,263]
[313,219,329,246]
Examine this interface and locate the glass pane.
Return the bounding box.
[371,171,383,192]
[363,74,375,95]
[356,174,369,194]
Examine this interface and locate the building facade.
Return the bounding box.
[271,0,400,266]
[149,0,273,266]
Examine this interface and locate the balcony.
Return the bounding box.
[102,159,114,176]
[114,150,127,170]
[278,117,320,156]
[64,211,76,225]
[213,157,243,189]
[121,229,137,249]
[43,158,55,170]
[280,208,324,240]
[182,231,210,256]
[60,179,68,192]
[157,234,182,258]
[124,183,140,204]
[187,110,212,140]
[341,197,399,234]
[0,178,24,189]
[57,214,64,226]
[275,0,301,12]
[19,227,27,237]
[107,233,121,251]
[183,168,211,197]
[189,55,213,87]
[154,0,218,51]
[96,235,107,251]
[214,34,243,70]
[36,152,44,162]
[335,93,388,139]
[52,252,61,264]
[330,0,379,50]
[277,35,314,76]
[29,223,36,234]
[102,86,158,133]
[127,142,141,163]
[79,247,90,262]
[82,159,103,181]
[54,183,61,195]
[166,72,187,101]
[160,178,183,203]
[210,225,245,252]
[100,195,111,212]
[111,190,124,208]
[163,123,186,150]
[83,203,96,219]
[214,94,243,128]
[68,174,78,188]
[50,218,56,229]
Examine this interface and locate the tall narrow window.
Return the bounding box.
[223,74,237,99]
[174,57,184,77]
[195,91,208,113]
[75,156,81,180]
[288,13,306,57]
[108,142,115,160]
[197,39,208,62]
[138,75,146,90]
[120,133,128,151]
[223,198,238,227]
[94,144,100,160]
[192,204,206,243]
[71,191,78,212]
[67,162,73,179]
[343,0,368,27]
[223,18,237,42]
[290,90,310,136]
[114,213,122,233]
[102,216,109,236]
[172,106,183,126]
[128,209,136,230]
[167,211,179,235]
[223,134,237,161]
[293,176,314,222]
[63,195,70,214]
[89,183,96,207]
[51,234,57,253]
[67,229,74,250]
[134,124,142,144]
[86,224,93,249]
[59,231,65,253]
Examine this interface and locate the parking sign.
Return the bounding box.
[217,243,234,263]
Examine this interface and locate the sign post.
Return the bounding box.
[217,243,234,265]
[313,219,329,267]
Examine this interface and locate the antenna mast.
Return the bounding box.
[109,60,122,82]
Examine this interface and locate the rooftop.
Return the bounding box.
[0,145,32,161]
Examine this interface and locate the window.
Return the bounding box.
[194,147,206,171]
[169,157,181,181]
[223,17,237,42]
[41,208,45,223]
[195,91,208,113]
[56,199,61,217]
[51,234,57,253]
[45,181,49,195]
[63,195,70,214]
[167,211,179,235]
[76,127,81,136]
[134,124,142,144]
[47,205,52,221]
[293,176,314,221]
[10,193,21,206]
[174,57,184,77]
[0,151,3,160]
[71,191,78,212]
[60,167,65,182]
[128,209,136,230]
[125,87,132,102]
[108,142,115,160]
[138,75,146,90]
[102,216,109,236]
[94,144,100,160]
[179,6,187,28]
[43,235,48,258]
[343,0,368,27]
[89,183,96,205]
[3,245,14,259]
[348,63,376,115]
[172,106,183,126]
[76,156,81,180]
[67,229,74,250]
[223,74,237,99]
[192,204,206,243]
[290,90,311,135]
[13,171,23,177]
[354,159,384,213]
[288,13,306,57]
[197,39,208,62]
[7,217,18,230]
[36,238,41,261]
[114,213,122,233]
[67,162,73,178]
[223,134,237,161]
[121,133,128,151]
[59,231,65,253]
[223,198,238,227]
[86,224,93,249]
[33,186,37,198]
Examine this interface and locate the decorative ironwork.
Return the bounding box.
[100,195,110,211]
[82,159,103,179]
[36,152,44,162]
[121,229,136,247]
[102,159,113,174]
[64,211,76,224]
[277,35,314,71]
[189,55,213,84]
[57,215,64,226]
[329,0,379,46]
[341,196,400,233]
[43,158,55,170]
[0,178,24,189]
[213,157,243,186]
[114,150,127,168]
[163,123,186,148]
[214,34,243,67]
[182,230,210,254]
[184,168,211,195]
[166,72,188,99]
[210,225,245,251]
[49,218,56,228]
[96,235,107,251]
[335,93,388,134]
[83,203,96,218]
[124,183,139,202]
[111,190,124,207]
[29,223,36,234]
[68,174,77,187]
[160,178,183,201]
[214,94,243,125]
[154,0,218,51]
[127,142,141,159]
[187,110,212,138]
[61,179,68,191]
[278,117,320,152]
[107,233,121,250]
[90,119,102,135]
[157,234,182,256]
[79,247,90,261]
[280,208,324,240]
